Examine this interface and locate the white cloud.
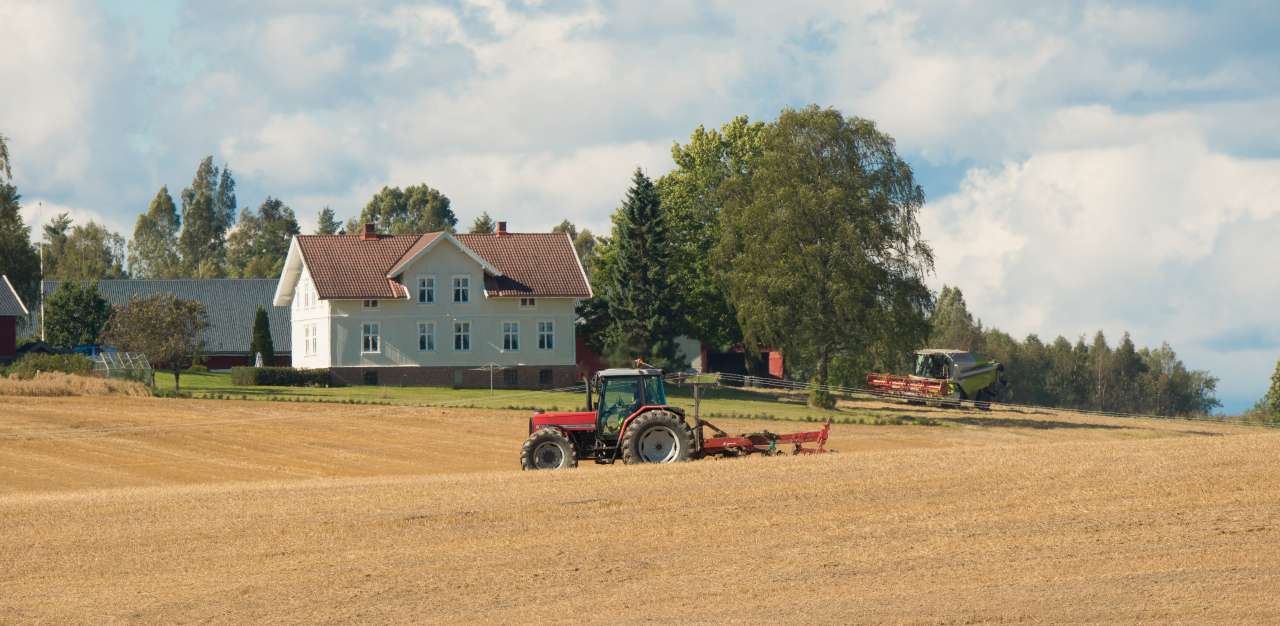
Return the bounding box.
[924,108,1280,409]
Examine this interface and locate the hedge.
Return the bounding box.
[4,354,95,379]
[230,366,331,387]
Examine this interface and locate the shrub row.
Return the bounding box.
[3,354,94,379]
[229,366,331,387]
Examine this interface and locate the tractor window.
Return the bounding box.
[642,376,666,405]
[599,377,641,436]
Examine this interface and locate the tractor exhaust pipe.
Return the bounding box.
[585,375,594,411]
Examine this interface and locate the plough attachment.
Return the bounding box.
[696,418,832,458]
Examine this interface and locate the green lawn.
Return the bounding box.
[155,371,920,426]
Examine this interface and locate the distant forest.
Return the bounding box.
[919,286,1220,417]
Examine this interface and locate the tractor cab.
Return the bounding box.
[595,368,666,439]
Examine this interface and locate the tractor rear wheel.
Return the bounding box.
[621,410,694,465]
[520,428,578,470]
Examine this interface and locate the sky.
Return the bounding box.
[1,0,1278,412]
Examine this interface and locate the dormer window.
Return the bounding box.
[520,297,535,308]
[363,299,378,308]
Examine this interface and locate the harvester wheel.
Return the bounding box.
[520,428,578,470]
[621,410,694,465]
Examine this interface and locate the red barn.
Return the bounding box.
[0,275,29,364]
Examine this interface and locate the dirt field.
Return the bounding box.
[2,395,1277,623]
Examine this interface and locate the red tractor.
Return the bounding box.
[521,367,831,470]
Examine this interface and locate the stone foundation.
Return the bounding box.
[329,364,578,389]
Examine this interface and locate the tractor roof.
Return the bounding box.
[597,368,663,378]
[915,349,971,356]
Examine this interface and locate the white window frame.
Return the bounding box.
[361,322,381,354]
[452,275,470,303]
[309,324,318,356]
[417,275,436,304]
[502,321,520,351]
[453,320,471,352]
[418,321,436,352]
[537,320,554,351]
[520,297,536,309]
[363,299,379,308]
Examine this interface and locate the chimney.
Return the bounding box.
[496,221,508,237]
[360,223,378,241]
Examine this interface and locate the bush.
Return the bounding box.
[0,372,151,398]
[186,364,209,374]
[4,354,94,380]
[230,366,330,387]
[808,386,837,410]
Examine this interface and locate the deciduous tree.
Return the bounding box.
[0,183,39,308]
[715,106,933,405]
[129,187,182,278]
[658,115,765,349]
[226,197,300,278]
[179,157,235,276]
[102,294,208,391]
[48,220,127,281]
[44,281,111,347]
[358,184,456,234]
[470,212,496,234]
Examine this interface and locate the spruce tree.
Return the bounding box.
[603,168,683,369]
[249,305,274,365]
[316,207,340,235]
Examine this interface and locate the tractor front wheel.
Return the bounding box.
[621,411,694,465]
[521,428,578,470]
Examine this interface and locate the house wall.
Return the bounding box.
[0,316,15,361]
[290,266,332,369]
[323,239,579,373]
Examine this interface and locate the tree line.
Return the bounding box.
[924,286,1221,417]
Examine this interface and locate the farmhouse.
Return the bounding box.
[41,279,290,368]
[273,222,592,388]
[0,275,29,363]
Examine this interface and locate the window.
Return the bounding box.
[303,324,318,356]
[538,369,552,387]
[309,325,318,356]
[361,322,380,353]
[417,276,435,304]
[417,322,435,352]
[363,299,378,308]
[453,321,471,351]
[503,369,518,387]
[502,321,520,351]
[537,321,554,350]
[453,276,470,303]
[520,297,535,308]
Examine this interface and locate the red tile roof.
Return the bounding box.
[296,234,421,299]
[456,232,591,297]
[296,231,590,300]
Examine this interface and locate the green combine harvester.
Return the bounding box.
[866,349,1006,407]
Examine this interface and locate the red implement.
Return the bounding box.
[864,372,947,398]
[698,418,832,458]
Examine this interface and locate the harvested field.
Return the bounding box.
[1,394,1276,623]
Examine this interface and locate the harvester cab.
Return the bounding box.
[520,367,832,471]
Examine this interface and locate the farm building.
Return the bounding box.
[0,275,29,363]
[273,222,591,388]
[41,279,290,369]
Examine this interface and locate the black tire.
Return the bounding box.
[620,410,694,465]
[520,428,578,470]
[974,388,994,411]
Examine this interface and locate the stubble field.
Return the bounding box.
[2,394,1277,624]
